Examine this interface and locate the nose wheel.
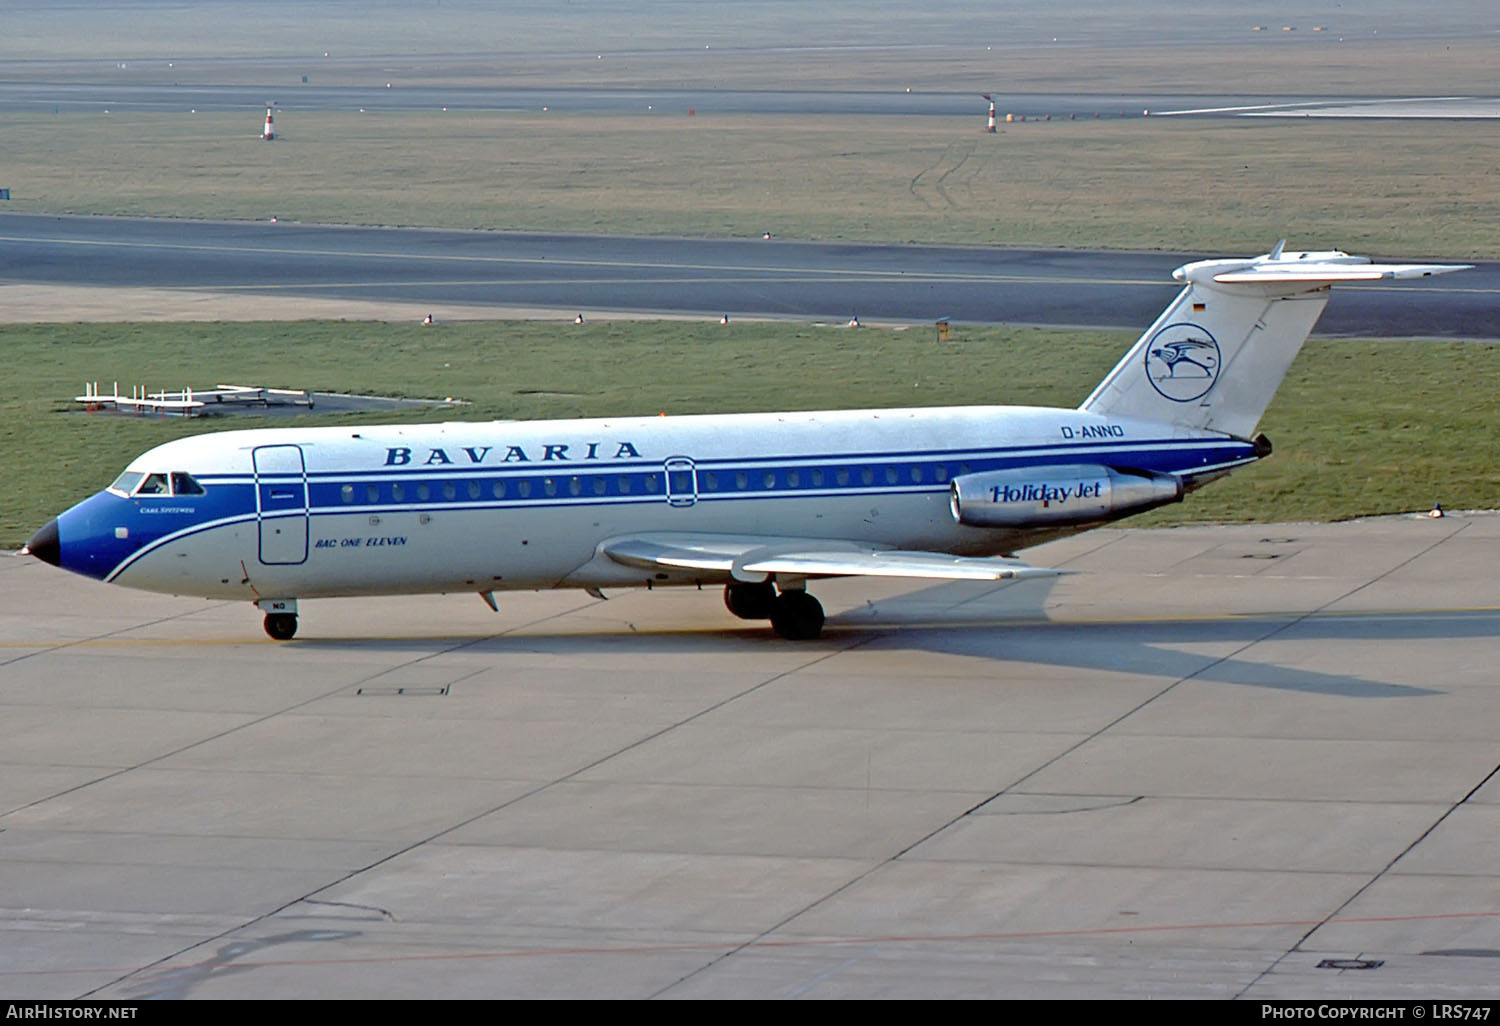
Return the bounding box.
[263,612,299,640]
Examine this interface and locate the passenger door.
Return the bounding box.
[253,445,309,565]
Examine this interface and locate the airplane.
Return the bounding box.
[22,244,1469,641]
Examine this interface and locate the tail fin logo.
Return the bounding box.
[1144,323,1221,402]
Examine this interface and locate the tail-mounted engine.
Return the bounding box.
[950,464,1183,528]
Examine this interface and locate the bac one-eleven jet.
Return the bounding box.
[24,245,1469,641]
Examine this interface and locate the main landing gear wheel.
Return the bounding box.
[264,612,299,641]
[724,581,777,620]
[769,590,825,641]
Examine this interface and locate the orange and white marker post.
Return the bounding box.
[262,106,275,140]
[986,98,997,133]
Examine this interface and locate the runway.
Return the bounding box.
[3,514,1498,998]
[2,214,1495,336]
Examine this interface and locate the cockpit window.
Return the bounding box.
[171,472,205,496]
[109,471,145,496]
[136,473,170,495]
[110,471,205,497]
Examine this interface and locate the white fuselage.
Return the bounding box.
[53,405,1256,603]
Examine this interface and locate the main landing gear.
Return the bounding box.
[724,582,825,640]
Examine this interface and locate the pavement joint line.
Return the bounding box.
[72,596,607,998]
[0,596,596,823]
[673,521,1493,996]
[18,907,1500,982]
[0,598,240,668]
[78,610,888,1000]
[1236,519,1494,998]
[0,600,544,824]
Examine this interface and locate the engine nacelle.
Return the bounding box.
[950,464,1183,528]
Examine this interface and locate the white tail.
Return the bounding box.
[1080,244,1470,439]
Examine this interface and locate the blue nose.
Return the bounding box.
[24,519,60,567]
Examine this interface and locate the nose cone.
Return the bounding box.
[24,519,61,567]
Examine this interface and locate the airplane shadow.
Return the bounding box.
[290,579,1500,699]
[823,578,1484,698]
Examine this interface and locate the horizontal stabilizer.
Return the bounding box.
[600,533,1065,583]
[1203,261,1472,285]
[1081,245,1472,438]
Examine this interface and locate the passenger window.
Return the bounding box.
[341,484,355,503]
[644,474,659,493]
[811,469,824,487]
[860,467,874,486]
[763,471,776,489]
[518,480,532,498]
[618,476,632,494]
[467,481,481,500]
[366,483,380,503]
[703,472,718,490]
[417,483,430,501]
[735,471,748,490]
[835,468,849,486]
[493,480,507,499]
[569,477,582,496]
[910,465,923,483]
[593,477,606,495]
[443,482,457,500]
[787,469,800,488]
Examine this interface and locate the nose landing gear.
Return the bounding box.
[257,599,299,641]
[264,612,299,640]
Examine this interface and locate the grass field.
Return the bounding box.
[5,3,1495,97]
[5,111,1496,257]
[4,319,1497,549]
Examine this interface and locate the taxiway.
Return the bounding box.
[3,514,1498,998]
[2,214,1495,335]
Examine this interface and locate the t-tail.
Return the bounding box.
[1080,242,1471,439]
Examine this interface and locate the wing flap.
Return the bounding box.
[742,550,1063,581]
[599,533,1064,583]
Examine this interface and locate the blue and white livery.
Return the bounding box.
[24,245,1469,640]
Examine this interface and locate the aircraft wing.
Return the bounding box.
[599,533,1066,583]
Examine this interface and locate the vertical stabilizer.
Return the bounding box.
[1080,246,1470,438]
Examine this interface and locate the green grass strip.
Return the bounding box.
[4,320,1495,547]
